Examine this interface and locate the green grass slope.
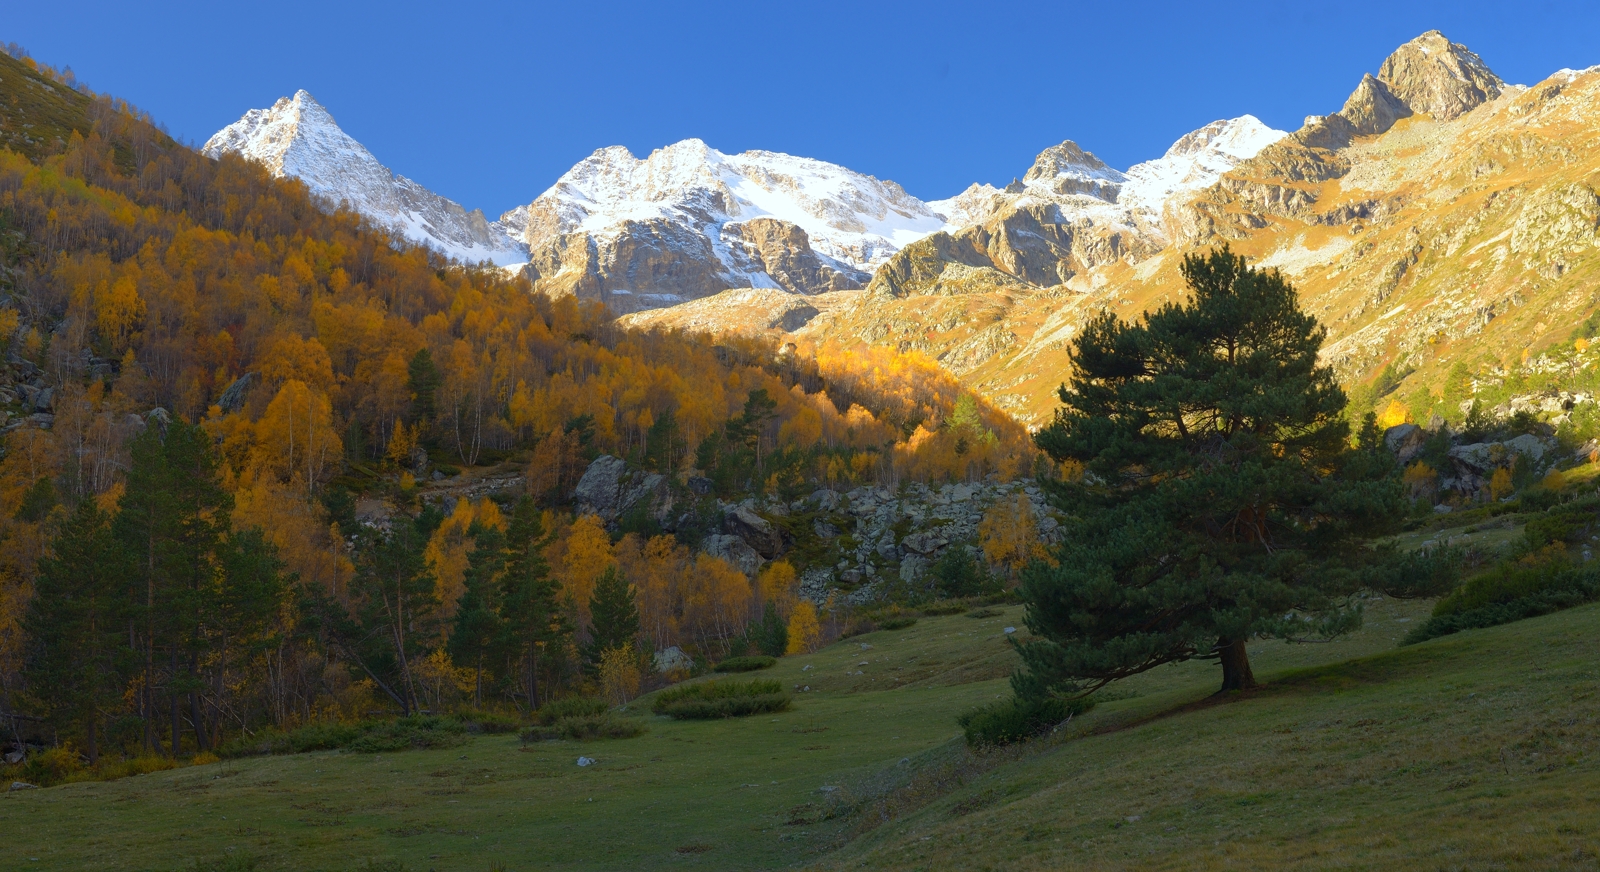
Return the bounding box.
[0,50,93,160]
[0,598,1452,870]
[812,601,1600,872]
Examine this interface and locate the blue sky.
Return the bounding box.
[7,1,1594,217]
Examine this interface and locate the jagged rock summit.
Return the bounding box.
[203,91,528,266]
[497,139,949,308]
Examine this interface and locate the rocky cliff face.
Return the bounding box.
[499,139,949,306]
[203,92,528,266]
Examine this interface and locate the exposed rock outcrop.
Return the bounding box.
[572,455,671,523]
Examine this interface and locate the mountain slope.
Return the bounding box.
[748,31,1600,428]
[499,139,948,308]
[203,91,528,266]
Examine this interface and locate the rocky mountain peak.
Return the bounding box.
[1377,30,1503,121]
[1341,72,1413,136]
[1020,140,1124,201]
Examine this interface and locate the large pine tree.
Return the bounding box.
[1020,247,1409,698]
[24,500,125,764]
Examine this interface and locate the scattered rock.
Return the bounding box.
[9,781,37,791]
[577,757,595,767]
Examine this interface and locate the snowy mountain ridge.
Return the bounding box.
[202,91,528,266]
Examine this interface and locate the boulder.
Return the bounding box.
[900,530,947,555]
[652,646,693,674]
[216,372,258,414]
[724,505,785,558]
[573,455,671,523]
[9,781,37,791]
[1383,423,1426,463]
[701,534,765,576]
[686,475,714,496]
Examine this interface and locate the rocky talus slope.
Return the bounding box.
[204,91,528,266]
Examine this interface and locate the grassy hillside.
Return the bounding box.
[815,603,1600,872]
[0,588,1492,872]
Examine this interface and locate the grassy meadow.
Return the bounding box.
[3,576,1597,871]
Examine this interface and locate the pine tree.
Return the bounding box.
[497,498,568,709]
[1021,246,1410,699]
[24,500,125,764]
[585,566,640,670]
[407,347,442,427]
[114,421,232,755]
[348,507,442,715]
[448,522,507,708]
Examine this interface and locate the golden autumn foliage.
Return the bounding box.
[978,493,1051,577]
[757,560,799,619]
[1488,467,1515,501]
[598,643,643,705]
[785,600,821,655]
[557,515,614,628]
[1377,399,1411,429]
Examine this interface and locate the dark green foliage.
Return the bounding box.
[1404,560,1600,644]
[966,608,1002,619]
[521,713,646,742]
[644,408,679,472]
[1363,546,1463,599]
[697,389,779,497]
[533,696,608,725]
[343,510,440,715]
[320,485,358,533]
[448,523,506,708]
[714,656,776,673]
[452,709,520,734]
[1022,246,1408,699]
[23,500,125,764]
[14,475,56,522]
[406,348,441,426]
[957,696,1093,747]
[219,715,469,757]
[877,616,918,630]
[584,566,640,670]
[496,498,570,710]
[749,602,788,657]
[930,546,989,599]
[651,679,791,719]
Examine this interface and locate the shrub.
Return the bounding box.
[958,696,1093,747]
[715,655,777,673]
[1404,560,1600,644]
[652,679,791,719]
[534,697,609,726]
[454,710,520,734]
[521,713,647,742]
[877,616,918,630]
[219,716,467,758]
[920,600,970,616]
[966,607,1001,619]
[345,716,468,753]
[15,746,85,786]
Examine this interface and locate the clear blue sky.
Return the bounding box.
[7,1,1594,217]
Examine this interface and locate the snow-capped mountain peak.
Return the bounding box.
[203,91,527,266]
[500,139,950,303]
[1118,115,1287,229]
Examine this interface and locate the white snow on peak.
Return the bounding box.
[203,91,528,267]
[500,138,949,276]
[1119,115,1287,226]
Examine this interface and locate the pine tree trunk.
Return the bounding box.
[1217,638,1256,693]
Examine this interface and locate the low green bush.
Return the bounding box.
[714,655,777,673]
[652,679,791,719]
[919,600,971,615]
[454,709,521,734]
[1404,560,1600,644]
[958,696,1093,747]
[534,696,609,726]
[219,715,467,757]
[877,616,918,630]
[521,713,647,742]
[965,607,1001,619]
